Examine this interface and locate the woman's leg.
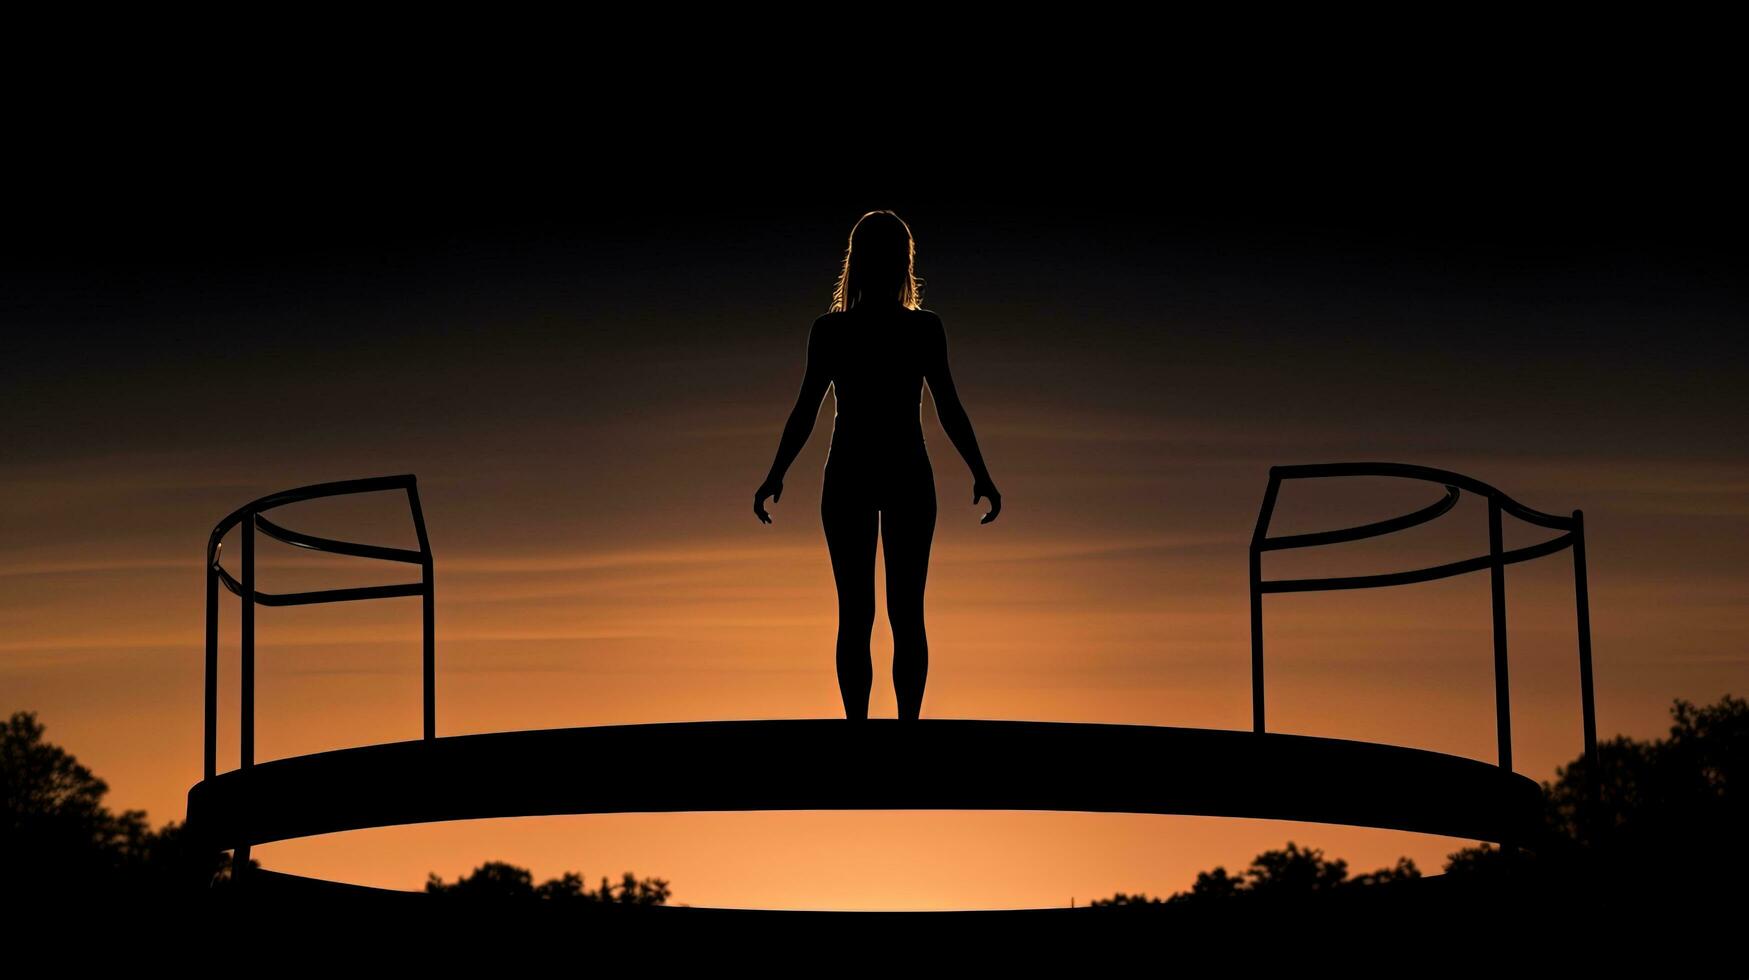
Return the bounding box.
[883,458,938,721]
[822,465,878,720]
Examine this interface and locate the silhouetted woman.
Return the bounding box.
[754,210,1001,721]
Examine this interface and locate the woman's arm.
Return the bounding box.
[755,316,832,523]
[923,312,1002,524]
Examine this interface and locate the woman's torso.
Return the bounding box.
[821,304,932,465]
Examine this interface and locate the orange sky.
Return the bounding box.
[5,201,1745,909]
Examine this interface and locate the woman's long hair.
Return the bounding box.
[830,210,924,312]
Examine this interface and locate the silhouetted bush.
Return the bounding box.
[1096,694,1746,907]
[1,710,237,898]
[1443,693,1747,882]
[426,862,671,904]
[1092,842,1419,906]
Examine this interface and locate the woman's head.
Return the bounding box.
[831,210,922,312]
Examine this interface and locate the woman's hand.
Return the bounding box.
[972,478,1002,525]
[754,477,784,524]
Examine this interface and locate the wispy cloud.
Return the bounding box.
[442,543,819,574]
[0,558,190,578]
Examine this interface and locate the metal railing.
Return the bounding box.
[204,475,435,783]
[1249,462,1596,774]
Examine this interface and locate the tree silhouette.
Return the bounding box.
[2,709,239,895]
[3,708,673,902]
[1090,890,1170,905]
[1445,692,1747,880]
[1558,694,1744,849]
[4,709,129,884]
[1093,842,1419,906]
[1096,694,1745,908]
[1239,841,1361,898]
[426,862,671,905]
[13,692,1743,909]
[1180,866,1244,902]
[1346,855,1421,888]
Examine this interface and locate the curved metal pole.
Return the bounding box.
[206,474,418,569]
[254,513,425,564]
[1270,462,1575,530]
[214,566,425,605]
[1259,484,1460,551]
[1261,532,1575,593]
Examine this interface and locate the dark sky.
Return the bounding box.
[10,144,1743,466]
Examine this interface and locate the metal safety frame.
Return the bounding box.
[1248,462,1596,775]
[204,474,436,783]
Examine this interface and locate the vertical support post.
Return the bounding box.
[204,557,218,781]
[241,512,255,769]
[1572,510,1598,771]
[1248,472,1281,736]
[1249,546,1265,734]
[407,481,436,741]
[422,558,435,740]
[1488,498,1512,772]
[237,512,255,879]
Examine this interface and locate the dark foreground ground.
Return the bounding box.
[28,864,1735,966]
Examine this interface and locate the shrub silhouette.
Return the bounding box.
[1091,843,1418,906]
[1094,694,1746,906]
[426,862,672,904]
[1,709,240,896]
